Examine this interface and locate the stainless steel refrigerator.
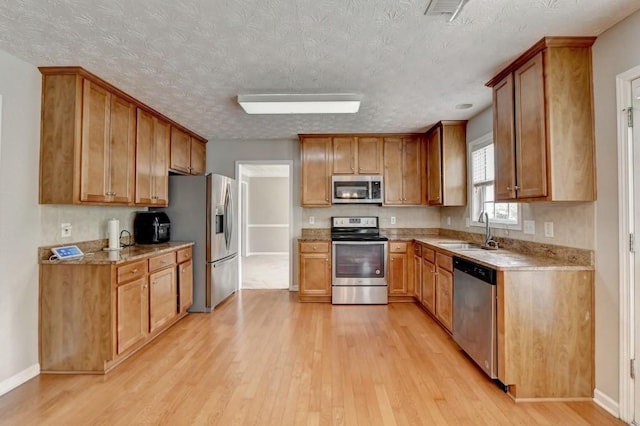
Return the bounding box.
[158,173,238,312]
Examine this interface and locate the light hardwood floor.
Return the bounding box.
[0,290,622,425]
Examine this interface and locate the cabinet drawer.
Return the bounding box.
[300,241,330,253]
[177,247,192,263]
[422,247,435,263]
[149,252,176,272]
[117,260,148,284]
[413,243,422,256]
[436,253,452,272]
[389,242,407,253]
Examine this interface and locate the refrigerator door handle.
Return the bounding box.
[224,182,233,250]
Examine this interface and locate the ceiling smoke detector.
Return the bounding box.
[424,0,469,22]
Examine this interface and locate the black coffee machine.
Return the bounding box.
[134,212,171,244]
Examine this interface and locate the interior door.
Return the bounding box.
[632,77,640,424]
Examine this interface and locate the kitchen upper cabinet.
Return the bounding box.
[170,128,207,175]
[298,241,331,301]
[333,136,382,175]
[486,37,596,202]
[300,137,332,207]
[426,121,467,206]
[39,67,207,206]
[383,136,424,205]
[79,80,135,204]
[136,109,170,206]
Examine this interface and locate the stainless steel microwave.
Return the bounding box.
[332,175,383,204]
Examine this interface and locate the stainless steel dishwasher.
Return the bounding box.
[452,256,497,379]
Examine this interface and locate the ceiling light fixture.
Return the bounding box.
[424,0,470,22]
[237,93,362,114]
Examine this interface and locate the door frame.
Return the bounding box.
[236,160,293,290]
[616,64,640,423]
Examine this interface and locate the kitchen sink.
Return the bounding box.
[436,241,484,250]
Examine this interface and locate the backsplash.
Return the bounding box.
[303,206,440,229]
[40,205,144,246]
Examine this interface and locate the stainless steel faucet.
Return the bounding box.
[478,211,499,250]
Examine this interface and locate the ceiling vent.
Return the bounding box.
[424,0,469,21]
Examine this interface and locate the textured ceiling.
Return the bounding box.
[1,0,640,141]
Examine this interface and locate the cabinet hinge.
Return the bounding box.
[627,107,633,128]
[631,233,635,253]
[632,358,636,379]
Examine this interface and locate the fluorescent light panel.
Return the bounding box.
[237,93,361,114]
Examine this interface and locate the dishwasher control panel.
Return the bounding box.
[453,257,496,284]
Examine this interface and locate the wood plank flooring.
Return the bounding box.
[0,290,622,425]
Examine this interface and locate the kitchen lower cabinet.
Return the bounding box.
[434,253,453,332]
[298,241,331,302]
[498,269,594,399]
[178,247,194,313]
[39,244,192,373]
[388,241,414,301]
[412,243,422,301]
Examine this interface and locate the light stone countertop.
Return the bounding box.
[39,242,194,265]
[414,236,592,271]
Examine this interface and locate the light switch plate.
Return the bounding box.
[544,222,554,238]
[446,216,451,225]
[523,220,535,235]
[309,216,315,225]
[390,216,397,225]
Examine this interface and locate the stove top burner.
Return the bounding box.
[330,216,386,242]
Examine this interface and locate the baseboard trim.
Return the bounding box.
[0,364,40,397]
[593,388,620,419]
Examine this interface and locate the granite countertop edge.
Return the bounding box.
[39,242,194,265]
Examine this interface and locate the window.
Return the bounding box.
[469,133,519,228]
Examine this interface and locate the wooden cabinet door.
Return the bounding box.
[301,138,332,206]
[427,128,443,205]
[178,259,193,313]
[170,127,191,174]
[80,80,111,203]
[493,74,517,201]
[435,267,453,332]
[135,109,154,205]
[383,137,404,205]
[190,138,206,175]
[117,277,149,354]
[413,253,422,300]
[357,137,382,174]
[422,259,436,314]
[152,118,170,205]
[388,252,408,295]
[299,253,331,296]
[402,137,422,204]
[149,267,177,333]
[332,137,355,174]
[514,52,548,199]
[108,95,136,204]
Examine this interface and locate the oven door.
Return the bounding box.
[332,241,388,286]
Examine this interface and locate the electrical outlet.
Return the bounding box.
[61,223,72,238]
[523,220,535,235]
[544,222,554,238]
[446,216,451,225]
[309,216,315,225]
[390,216,397,225]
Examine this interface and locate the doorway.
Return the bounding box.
[617,66,640,424]
[237,162,291,290]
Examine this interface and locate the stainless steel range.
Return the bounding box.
[331,216,388,304]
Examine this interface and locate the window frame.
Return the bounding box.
[468,132,521,230]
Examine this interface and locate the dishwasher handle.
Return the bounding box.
[453,256,497,285]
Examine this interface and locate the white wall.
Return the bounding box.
[247,176,289,254]
[592,9,640,405]
[0,49,42,394]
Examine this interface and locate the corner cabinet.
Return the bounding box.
[383,135,424,205]
[299,136,332,207]
[39,244,193,373]
[298,241,331,302]
[39,67,207,206]
[486,37,596,202]
[426,121,467,206]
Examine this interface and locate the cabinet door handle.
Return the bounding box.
[132,269,138,273]
[143,284,148,289]
[153,281,157,285]
[162,260,168,263]
[182,268,186,273]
